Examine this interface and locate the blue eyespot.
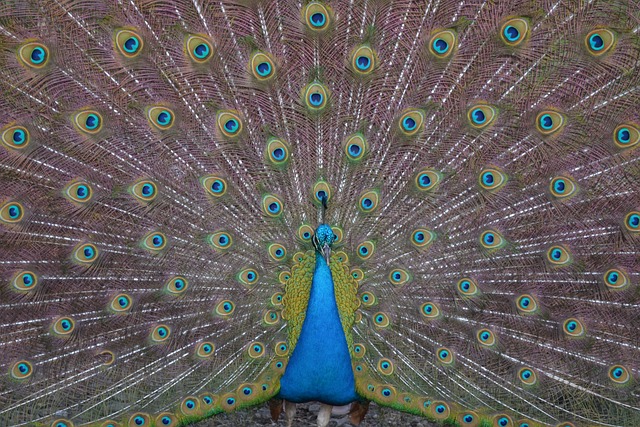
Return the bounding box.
[521,369,532,379]
[22,273,34,287]
[554,179,566,193]
[520,297,530,308]
[161,416,171,425]
[567,321,577,331]
[18,363,29,373]
[382,388,391,397]
[85,114,100,130]
[436,404,445,413]
[141,183,154,196]
[152,234,163,247]
[243,387,252,395]
[504,25,520,41]
[309,92,323,106]
[349,143,362,155]
[471,108,486,124]
[539,114,553,130]
[617,128,631,144]
[118,297,129,307]
[134,416,145,425]
[402,116,417,131]
[30,47,46,64]
[268,202,280,214]
[75,185,89,199]
[463,414,474,423]
[83,247,95,259]
[481,331,490,340]
[223,120,238,134]
[124,37,140,53]
[433,38,448,53]
[498,417,509,427]
[194,43,210,59]
[227,397,236,405]
[157,110,172,126]
[256,61,271,76]
[626,213,639,229]
[211,179,225,193]
[186,399,195,409]
[362,198,373,209]
[8,204,21,219]
[12,129,26,145]
[482,171,494,185]
[203,396,213,404]
[158,327,168,337]
[356,56,370,70]
[483,232,494,245]
[551,249,562,260]
[589,33,604,51]
[310,12,326,27]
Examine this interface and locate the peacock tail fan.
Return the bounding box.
[1,1,639,427]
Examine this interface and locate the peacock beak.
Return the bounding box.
[322,244,331,263]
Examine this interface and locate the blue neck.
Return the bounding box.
[278,254,357,405]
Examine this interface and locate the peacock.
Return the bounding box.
[1,0,639,426]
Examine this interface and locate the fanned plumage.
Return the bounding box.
[1,1,639,426]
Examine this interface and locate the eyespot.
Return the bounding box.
[304,82,329,111]
[603,268,629,290]
[141,231,167,252]
[99,351,116,366]
[585,28,616,56]
[215,300,235,317]
[516,420,534,427]
[344,133,368,162]
[216,110,242,137]
[278,271,291,284]
[147,106,174,131]
[331,226,343,244]
[480,229,506,251]
[151,325,171,343]
[63,181,93,204]
[351,45,376,75]
[624,211,640,233]
[236,384,257,401]
[268,243,286,261]
[351,268,364,282]
[420,302,441,319]
[378,385,396,401]
[358,190,379,213]
[200,394,216,408]
[398,109,425,136]
[360,291,377,307]
[479,167,507,191]
[247,341,265,358]
[130,180,157,203]
[429,29,457,58]
[608,365,631,384]
[128,413,150,427]
[377,358,394,375]
[180,396,200,415]
[155,413,177,427]
[165,276,188,295]
[272,359,286,371]
[477,329,496,347]
[546,245,572,266]
[493,414,513,427]
[73,110,102,134]
[266,137,290,166]
[304,2,331,31]
[414,168,442,192]
[516,294,538,314]
[373,312,390,328]
[500,18,529,46]
[1,125,30,150]
[262,194,284,218]
[356,240,375,260]
[459,411,480,426]
[536,110,565,135]
[250,51,275,80]
[201,175,228,198]
[457,278,479,297]
[263,310,280,325]
[613,123,640,150]
[186,35,213,63]
[468,105,498,129]
[333,251,348,263]
[51,419,74,427]
[110,293,132,312]
[115,29,143,58]
[353,343,366,358]
[10,360,33,380]
[274,341,289,356]
[562,318,585,337]
[221,394,237,411]
[518,367,537,386]
[389,268,410,287]
[73,243,98,264]
[410,228,436,249]
[298,224,314,242]
[208,231,233,251]
[0,201,24,223]
[549,176,577,199]
[310,180,331,206]
[51,317,75,338]
[430,401,450,419]
[238,268,259,287]
[271,292,284,307]
[18,42,49,68]
[12,270,38,292]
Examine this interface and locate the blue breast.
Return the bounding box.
[278,254,358,405]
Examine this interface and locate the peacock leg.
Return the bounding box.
[284,400,297,427]
[317,403,333,427]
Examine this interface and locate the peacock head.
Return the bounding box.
[313,224,337,262]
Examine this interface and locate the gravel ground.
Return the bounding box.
[193,402,438,427]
